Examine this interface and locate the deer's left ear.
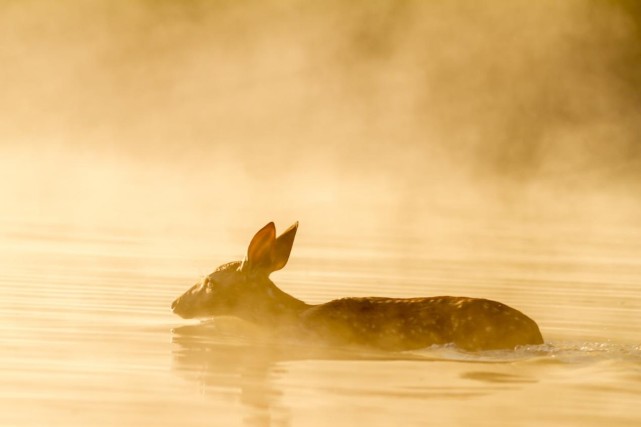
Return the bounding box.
[246,222,276,269]
[271,221,298,271]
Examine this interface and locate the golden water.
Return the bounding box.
[2,1,641,424]
[2,216,639,427]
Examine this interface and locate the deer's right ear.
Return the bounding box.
[246,222,276,269]
[271,221,298,271]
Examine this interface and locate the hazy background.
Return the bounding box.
[2,4,641,425]
[1,0,640,235]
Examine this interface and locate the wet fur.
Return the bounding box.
[171,222,543,351]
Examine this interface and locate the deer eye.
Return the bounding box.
[202,277,217,294]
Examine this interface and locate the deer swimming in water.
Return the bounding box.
[171,222,544,351]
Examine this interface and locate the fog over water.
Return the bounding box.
[2,0,640,233]
[2,2,641,427]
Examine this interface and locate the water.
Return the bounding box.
[1,216,640,427]
[2,0,640,424]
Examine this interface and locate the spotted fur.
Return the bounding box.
[171,222,544,351]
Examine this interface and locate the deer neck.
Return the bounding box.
[245,277,313,328]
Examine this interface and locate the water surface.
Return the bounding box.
[1,217,640,427]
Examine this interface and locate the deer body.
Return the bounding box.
[171,222,544,352]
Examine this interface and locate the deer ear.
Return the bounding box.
[246,222,276,269]
[271,221,298,271]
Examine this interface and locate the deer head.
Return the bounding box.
[171,222,305,323]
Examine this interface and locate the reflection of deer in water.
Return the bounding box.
[171,323,289,427]
[171,222,544,351]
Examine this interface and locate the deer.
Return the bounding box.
[171,222,544,352]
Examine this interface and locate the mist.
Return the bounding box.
[2,0,640,233]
